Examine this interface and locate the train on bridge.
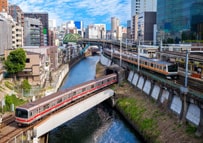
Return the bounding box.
[15,73,117,126]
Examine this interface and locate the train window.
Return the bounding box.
[151,63,153,67]
[44,104,49,110]
[15,108,28,118]
[73,91,76,95]
[91,85,94,88]
[163,66,166,71]
[82,88,85,92]
[168,64,178,72]
[30,112,33,117]
[57,98,62,104]
[145,62,147,65]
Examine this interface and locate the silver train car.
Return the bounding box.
[104,49,178,79]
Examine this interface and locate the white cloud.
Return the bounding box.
[8,0,131,28]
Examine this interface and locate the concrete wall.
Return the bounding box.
[100,54,112,66]
[127,70,202,128]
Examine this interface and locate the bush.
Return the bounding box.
[21,79,31,93]
[1,94,26,112]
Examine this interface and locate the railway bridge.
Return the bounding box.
[1,62,126,143]
[1,89,115,143]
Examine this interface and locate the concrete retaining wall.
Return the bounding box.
[126,70,202,128]
[100,54,112,66]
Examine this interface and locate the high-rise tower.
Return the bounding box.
[131,0,157,41]
[157,0,203,42]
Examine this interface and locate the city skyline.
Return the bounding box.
[8,0,131,30]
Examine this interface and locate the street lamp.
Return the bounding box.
[120,39,122,66]
[138,39,140,72]
[181,50,203,93]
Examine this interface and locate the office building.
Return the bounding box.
[138,12,156,43]
[131,0,157,41]
[157,0,203,42]
[24,12,49,46]
[127,20,131,39]
[9,5,24,27]
[86,24,106,39]
[24,17,42,46]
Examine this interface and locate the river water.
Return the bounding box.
[48,56,144,143]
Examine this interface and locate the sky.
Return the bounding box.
[8,0,131,30]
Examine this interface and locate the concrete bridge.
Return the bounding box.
[32,89,114,142]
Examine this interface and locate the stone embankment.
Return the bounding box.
[96,62,202,143]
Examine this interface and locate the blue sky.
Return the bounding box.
[9,0,131,30]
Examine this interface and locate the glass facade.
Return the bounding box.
[157,0,203,42]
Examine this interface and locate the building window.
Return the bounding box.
[26,58,30,63]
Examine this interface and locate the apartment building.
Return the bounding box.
[4,50,46,86]
[11,22,23,48]
[0,14,12,55]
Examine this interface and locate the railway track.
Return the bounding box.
[176,75,203,94]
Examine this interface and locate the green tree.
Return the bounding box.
[21,79,31,93]
[4,48,26,79]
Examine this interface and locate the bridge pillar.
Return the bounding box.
[167,89,174,110]
[180,93,189,122]
[196,107,203,137]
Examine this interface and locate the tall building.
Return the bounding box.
[111,17,120,33]
[49,19,56,30]
[9,5,24,27]
[157,0,203,42]
[74,21,83,37]
[111,17,120,40]
[131,0,157,41]
[0,0,8,12]
[24,12,49,46]
[24,17,43,46]
[86,24,106,39]
[127,20,131,39]
[138,12,156,43]
[11,22,23,48]
[0,14,12,55]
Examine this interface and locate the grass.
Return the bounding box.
[117,97,160,141]
[4,81,14,90]
[186,123,197,134]
[0,94,26,113]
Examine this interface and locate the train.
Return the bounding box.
[103,49,178,79]
[15,73,117,126]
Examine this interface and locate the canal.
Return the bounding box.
[48,56,144,143]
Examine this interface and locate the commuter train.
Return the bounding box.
[15,74,117,126]
[104,49,178,79]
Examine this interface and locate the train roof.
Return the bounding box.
[17,74,116,110]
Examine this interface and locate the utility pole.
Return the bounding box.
[120,40,122,67]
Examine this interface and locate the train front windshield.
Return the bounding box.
[168,64,178,72]
[16,108,28,118]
